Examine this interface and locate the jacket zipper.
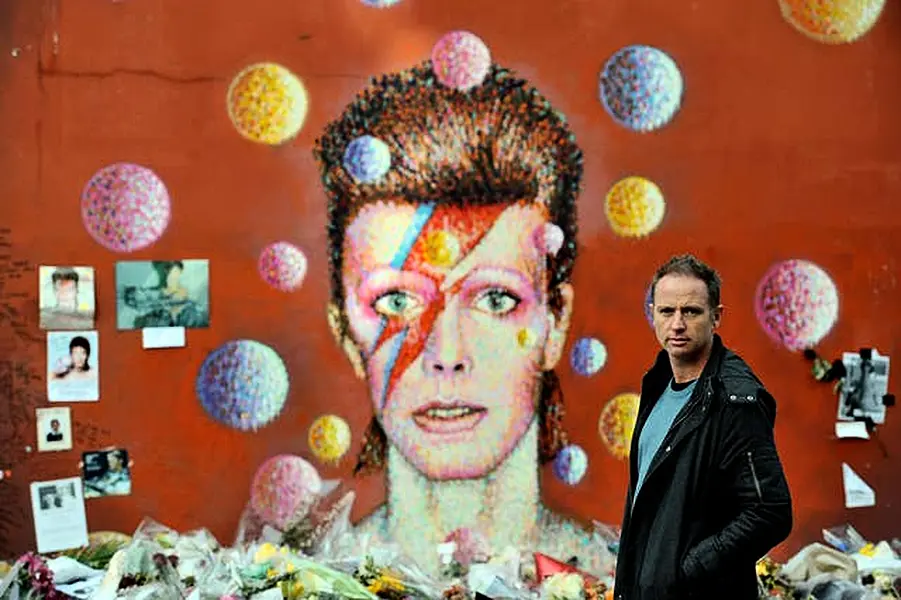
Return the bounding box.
[747,451,763,501]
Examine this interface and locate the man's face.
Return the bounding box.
[336,201,572,480]
[71,346,88,368]
[166,266,183,289]
[53,280,77,309]
[50,420,60,432]
[651,274,721,363]
[108,453,122,470]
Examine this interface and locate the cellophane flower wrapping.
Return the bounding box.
[235,480,355,556]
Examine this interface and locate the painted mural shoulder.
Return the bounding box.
[535,506,609,576]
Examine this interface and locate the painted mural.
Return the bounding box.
[312,57,593,571]
[0,0,899,578]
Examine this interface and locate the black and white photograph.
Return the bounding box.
[82,448,132,498]
[36,406,73,452]
[29,477,89,553]
[837,349,891,425]
[115,260,210,330]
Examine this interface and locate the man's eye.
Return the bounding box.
[472,289,521,316]
[372,291,423,318]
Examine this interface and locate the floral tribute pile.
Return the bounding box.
[2,470,900,599]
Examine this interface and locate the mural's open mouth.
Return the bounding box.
[412,404,487,434]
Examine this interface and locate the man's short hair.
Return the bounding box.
[651,253,722,308]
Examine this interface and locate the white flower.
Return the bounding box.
[541,572,585,600]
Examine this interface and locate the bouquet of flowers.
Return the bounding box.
[0,552,67,600]
[237,542,378,599]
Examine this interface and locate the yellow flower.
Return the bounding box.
[254,543,279,564]
[266,568,278,579]
[286,562,296,573]
[368,573,406,594]
[288,580,305,599]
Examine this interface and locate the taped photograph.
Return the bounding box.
[47,331,99,402]
[82,448,132,498]
[115,260,210,330]
[38,266,95,330]
[837,349,890,425]
[36,406,73,452]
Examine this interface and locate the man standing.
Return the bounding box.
[614,254,792,600]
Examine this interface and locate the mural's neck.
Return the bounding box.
[385,420,540,562]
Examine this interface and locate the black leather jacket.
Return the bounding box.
[613,335,793,600]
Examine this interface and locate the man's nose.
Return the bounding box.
[424,305,472,376]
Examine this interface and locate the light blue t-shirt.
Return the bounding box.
[634,379,698,499]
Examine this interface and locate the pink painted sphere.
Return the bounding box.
[81,163,171,253]
[250,455,323,530]
[430,31,491,91]
[258,242,308,292]
[755,259,839,351]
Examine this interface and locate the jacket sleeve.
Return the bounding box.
[681,388,793,583]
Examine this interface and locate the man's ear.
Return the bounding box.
[712,304,724,329]
[542,283,574,371]
[327,302,366,380]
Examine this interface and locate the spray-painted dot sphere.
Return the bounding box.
[343,135,392,183]
[570,337,608,376]
[308,415,352,464]
[755,260,839,351]
[600,45,684,133]
[196,340,290,431]
[605,176,666,237]
[553,444,588,486]
[644,281,655,327]
[431,31,492,91]
[258,242,308,292]
[778,0,886,44]
[599,392,640,460]
[81,163,171,253]
[227,63,308,145]
[250,455,323,530]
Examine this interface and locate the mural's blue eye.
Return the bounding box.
[473,289,520,316]
[373,291,423,318]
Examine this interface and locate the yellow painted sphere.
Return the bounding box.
[423,230,462,268]
[308,415,352,464]
[227,63,309,145]
[778,0,886,44]
[598,392,640,460]
[605,176,666,238]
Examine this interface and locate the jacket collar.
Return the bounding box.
[646,333,727,386]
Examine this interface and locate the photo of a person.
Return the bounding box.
[313,62,595,573]
[83,449,132,498]
[47,331,99,402]
[46,419,63,442]
[38,266,95,330]
[37,483,74,510]
[115,259,210,330]
[37,407,73,452]
[38,485,61,511]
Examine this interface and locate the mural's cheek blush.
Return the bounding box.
[345,290,383,345]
